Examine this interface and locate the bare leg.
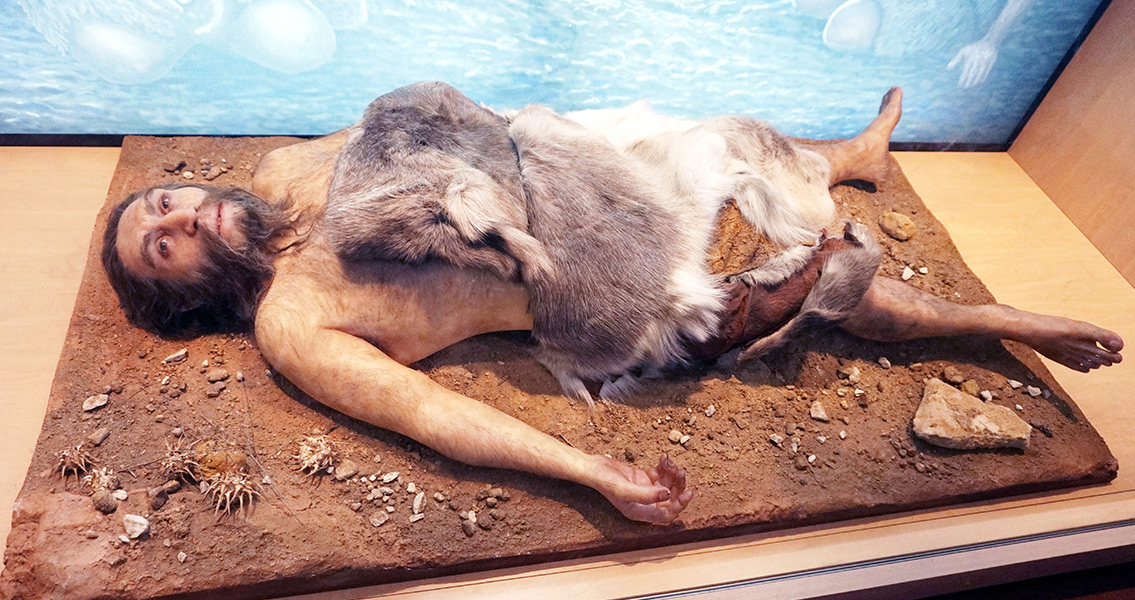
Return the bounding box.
[811,87,903,186]
[841,277,1124,373]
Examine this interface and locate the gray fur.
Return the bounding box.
[738,220,883,361]
[323,82,552,281]
[510,106,723,406]
[729,243,819,288]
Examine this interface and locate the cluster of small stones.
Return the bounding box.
[162,156,232,181]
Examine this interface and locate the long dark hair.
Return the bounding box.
[101,184,287,337]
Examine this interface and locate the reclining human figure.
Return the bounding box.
[102,83,1123,523]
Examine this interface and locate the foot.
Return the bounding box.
[1015,313,1124,373]
[590,454,693,523]
[854,86,903,182]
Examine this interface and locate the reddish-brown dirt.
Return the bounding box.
[1,136,1116,600]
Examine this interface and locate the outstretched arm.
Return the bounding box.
[255,305,693,523]
[948,0,1033,88]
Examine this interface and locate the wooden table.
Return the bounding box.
[2,148,1132,598]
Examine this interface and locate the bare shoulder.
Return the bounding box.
[252,129,351,203]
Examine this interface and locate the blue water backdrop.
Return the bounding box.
[0,0,1103,143]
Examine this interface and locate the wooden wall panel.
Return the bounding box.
[1010,1,1135,285]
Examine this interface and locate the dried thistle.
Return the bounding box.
[295,434,337,475]
[200,472,261,514]
[160,439,199,482]
[55,444,94,481]
[82,467,119,493]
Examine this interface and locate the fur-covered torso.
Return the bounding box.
[321,82,842,405]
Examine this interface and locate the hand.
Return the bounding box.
[591,453,693,523]
[948,40,998,89]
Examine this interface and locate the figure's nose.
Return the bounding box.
[163,206,198,235]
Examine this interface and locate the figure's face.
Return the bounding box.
[116,186,248,282]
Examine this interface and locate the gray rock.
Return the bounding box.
[162,348,188,364]
[205,382,226,397]
[123,514,149,539]
[1008,379,1023,389]
[668,429,682,443]
[333,460,359,481]
[1026,386,1043,397]
[88,427,111,446]
[836,365,861,383]
[92,490,118,514]
[879,211,917,241]
[413,491,426,514]
[769,433,784,447]
[381,471,400,484]
[809,401,829,422]
[409,513,425,523]
[941,366,965,384]
[461,519,476,537]
[913,378,1031,450]
[369,512,389,527]
[877,357,892,369]
[205,368,230,383]
[83,394,109,412]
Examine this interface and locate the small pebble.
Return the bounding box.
[942,366,965,384]
[809,401,829,422]
[235,371,245,382]
[704,404,716,418]
[901,266,915,281]
[877,357,891,369]
[918,267,929,274]
[409,514,425,523]
[123,514,149,539]
[161,376,171,386]
[413,492,426,514]
[979,390,993,402]
[485,497,498,508]
[668,429,682,444]
[679,435,691,445]
[433,492,446,503]
[205,368,230,383]
[381,472,400,484]
[807,454,816,464]
[112,489,128,501]
[92,490,118,514]
[83,529,99,539]
[1015,404,1024,411]
[386,506,395,513]
[461,520,476,537]
[178,551,187,563]
[1008,379,1023,389]
[369,512,390,527]
[769,433,784,447]
[88,427,111,446]
[162,349,188,364]
[817,436,827,444]
[83,394,109,412]
[839,430,847,440]
[406,482,417,494]
[162,480,181,494]
[795,455,809,470]
[1026,386,1042,397]
[171,426,184,437]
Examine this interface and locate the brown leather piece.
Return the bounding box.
[686,237,856,362]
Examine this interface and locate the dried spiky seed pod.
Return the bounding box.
[295,434,338,475]
[55,444,94,480]
[201,472,261,515]
[160,439,199,482]
[82,467,119,493]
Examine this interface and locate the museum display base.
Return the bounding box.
[0,142,1129,600]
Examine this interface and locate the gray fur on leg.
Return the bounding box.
[737,220,882,361]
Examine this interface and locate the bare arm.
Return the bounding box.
[948,0,1033,88]
[255,303,692,523]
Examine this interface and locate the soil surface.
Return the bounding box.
[1,136,1117,600]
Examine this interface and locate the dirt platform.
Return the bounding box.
[1,136,1117,600]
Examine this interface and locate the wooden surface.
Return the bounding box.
[1010,0,1135,286]
[1,148,1133,598]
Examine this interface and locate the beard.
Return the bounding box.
[145,186,291,335]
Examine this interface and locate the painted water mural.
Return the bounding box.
[0,0,1104,143]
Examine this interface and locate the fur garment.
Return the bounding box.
[322,82,855,405]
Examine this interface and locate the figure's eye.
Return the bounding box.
[161,195,170,211]
[158,239,169,257]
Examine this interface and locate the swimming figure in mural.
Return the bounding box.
[15,0,366,84]
[793,0,1033,89]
